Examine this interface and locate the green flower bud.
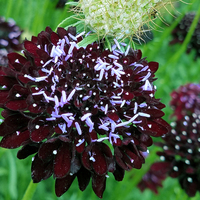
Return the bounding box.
[78,0,176,39]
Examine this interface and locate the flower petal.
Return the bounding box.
[38,138,60,161]
[0,129,30,149]
[77,166,91,191]
[17,143,40,159]
[31,154,53,183]
[55,174,76,197]
[92,174,106,198]
[54,143,72,178]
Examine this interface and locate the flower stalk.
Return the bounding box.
[22,180,38,200]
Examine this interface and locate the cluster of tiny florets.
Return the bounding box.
[0,26,169,198]
[138,83,200,197]
[78,0,175,39]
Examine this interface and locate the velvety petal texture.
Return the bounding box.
[0,26,169,198]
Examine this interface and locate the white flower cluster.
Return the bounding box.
[79,0,172,39]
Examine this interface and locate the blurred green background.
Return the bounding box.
[0,0,200,199]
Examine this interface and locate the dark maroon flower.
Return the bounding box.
[170,83,200,120]
[138,83,200,197]
[170,13,200,60]
[0,17,23,66]
[138,162,169,194]
[0,26,169,198]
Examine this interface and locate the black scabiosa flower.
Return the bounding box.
[138,162,169,194]
[170,83,200,120]
[0,26,170,198]
[170,13,200,60]
[0,17,22,66]
[138,83,200,197]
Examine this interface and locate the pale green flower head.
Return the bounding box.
[78,0,176,40]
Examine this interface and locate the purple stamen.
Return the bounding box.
[75,122,82,135]
[68,33,77,41]
[138,112,150,118]
[76,138,85,147]
[81,113,92,121]
[64,36,69,44]
[67,89,76,101]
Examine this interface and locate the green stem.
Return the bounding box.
[22,180,38,200]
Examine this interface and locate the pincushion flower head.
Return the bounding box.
[170,12,200,60]
[77,0,177,39]
[0,17,22,66]
[0,26,170,198]
[170,83,200,120]
[138,83,200,197]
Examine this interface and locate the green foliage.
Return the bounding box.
[0,0,200,199]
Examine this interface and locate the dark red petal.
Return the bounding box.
[77,167,91,191]
[98,143,112,158]
[123,92,134,100]
[0,113,29,136]
[17,143,40,159]
[51,32,60,45]
[113,164,125,181]
[57,27,68,38]
[0,129,30,149]
[92,144,107,175]
[29,117,53,142]
[54,143,72,178]
[92,174,106,198]
[37,49,49,62]
[151,162,171,172]
[107,112,119,121]
[30,125,51,142]
[5,99,28,110]
[82,146,92,170]
[0,90,9,105]
[55,174,76,197]
[38,138,60,161]
[148,62,159,72]
[144,108,165,118]
[114,147,129,170]
[7,52,27,65]
[140,120,168,137]
[0,76,18,88]
[24,41,39,57]
[74,136,85,153]
[28,103,45,113]
[125,149,142,169]
[31,154,53,183]
[154,118,171,132]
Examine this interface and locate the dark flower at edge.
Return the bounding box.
[170,12,200,60]
[138,83,200,197]
[0,26,170,198]
[0,17,23,66]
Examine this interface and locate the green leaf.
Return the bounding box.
[56,14,84,31]
[7,151,18,199]
[0,167,8,176]
[77,34,99,47]
[105,36,112,51]
[65,20,84,32]
[65,2,79,6]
